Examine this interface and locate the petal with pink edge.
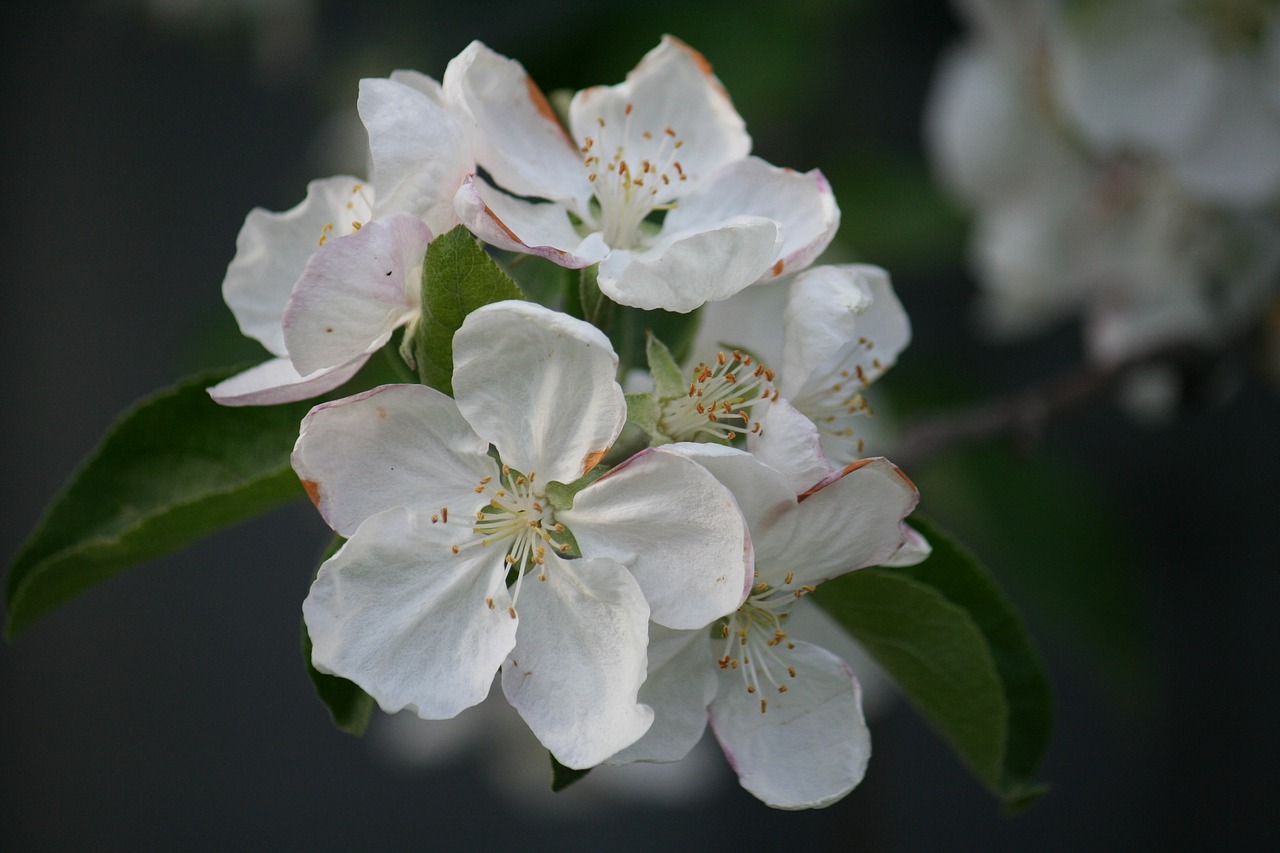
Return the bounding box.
[207,355,366,407]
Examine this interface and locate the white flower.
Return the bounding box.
[607,442,923,809]
[294,301,752,768]
[211,68,475,407]
[443,36,839,313]
[669,265,910,465]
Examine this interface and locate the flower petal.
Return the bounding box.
[746,397,835,496]
[783,457,919,588]
[501,553,654,769]
[570,36,751,187]
[663,158,839,282]
[223,175,372,356]
[559,447,752,630]
[709,640,870,809]
[452,300,625,485]
[657,442,798,564]
[444,40,588,209]
[783,264,910,398]
[597,217,781,313]
[292,383,495,536]
[453,175,608,267]
[282,214,431,377]
[359,76,472,234]
[304,507,517,719]
[607,624,717,765]
[207,355,366,407]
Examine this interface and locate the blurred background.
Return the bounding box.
[2,0,1278,849]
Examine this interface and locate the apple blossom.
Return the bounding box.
[294,300,752,768]
[444,36,839,313]
[607,442,923,809]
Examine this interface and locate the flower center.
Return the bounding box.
[435,465,573,619]
[317,183,374,247]
[717,570,814,713]
[659,350,778,443]
[789,338,882,459]
[580,103,688,249]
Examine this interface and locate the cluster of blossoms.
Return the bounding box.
[213,36,924,808]
[927,0,1280,397]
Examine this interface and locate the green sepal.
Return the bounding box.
[624,392,663,444]
[549,753,591,792]
[301,534,375,736]
[415,225,525,395]
[812,515,1051,813]
[544,465,608,512]
[645,331,687,401]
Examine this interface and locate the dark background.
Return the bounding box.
[3,1,1277,849]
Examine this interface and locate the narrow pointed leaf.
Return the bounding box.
[415,225,525,394]
[645,331,687,401]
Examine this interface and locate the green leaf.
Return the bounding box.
[816,569,1009,793]
[549,753,590,792]
[302,535,375,736]
[813,515,1052,812]
[645,331,686,401]
[415,225,526,394]
[5,365,319,639]
[904,515,1052,799]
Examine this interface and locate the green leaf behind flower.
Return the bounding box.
[415,225,526,395]
[813,516,1051,812]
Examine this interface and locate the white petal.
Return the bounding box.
[292,383,495,536]
[206,355,365,407]
[746,397,835,495]
[444,41,589,208]
[1170,59,1280,207]
[570,36,750,186]
[664,158,839,281]
[501,553,654,769]
[709,641,869,809]
[690,278,789,370]
[559,447,752,629]
[607,624,716,765]
[783,457,919,588]
[223,175,371,356]
[783,265,910,398]
[1048,1,1215,153]
[882,524,931,567]
[658,442,798,564]
[282,214,431,377]
[598,217,781,313]
[304,507,517,720]
[359,77,472,234]
[452,300,625,485]
[453,175,608,267]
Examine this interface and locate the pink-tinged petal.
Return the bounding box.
[292,384,495,536]
[559,447,752,630]
[501,553,653,769]
[607,625,717,765]
[882,524,931,567]
[664,158,839,282]
[709,641,869,809]
[359,77,472,235]
[598,217,781,313]
[282,214,431,377]
[207,355,366,407]
[453,175,608,268]
[452,301,624,485]
[444,41,589,209]
[304,507,517,720]
[783,457,919,588]
[746,398,835,496]
[783,265,910,399]
[570,36,751,187]
[658,443,798,564]
[223,175,372,356]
